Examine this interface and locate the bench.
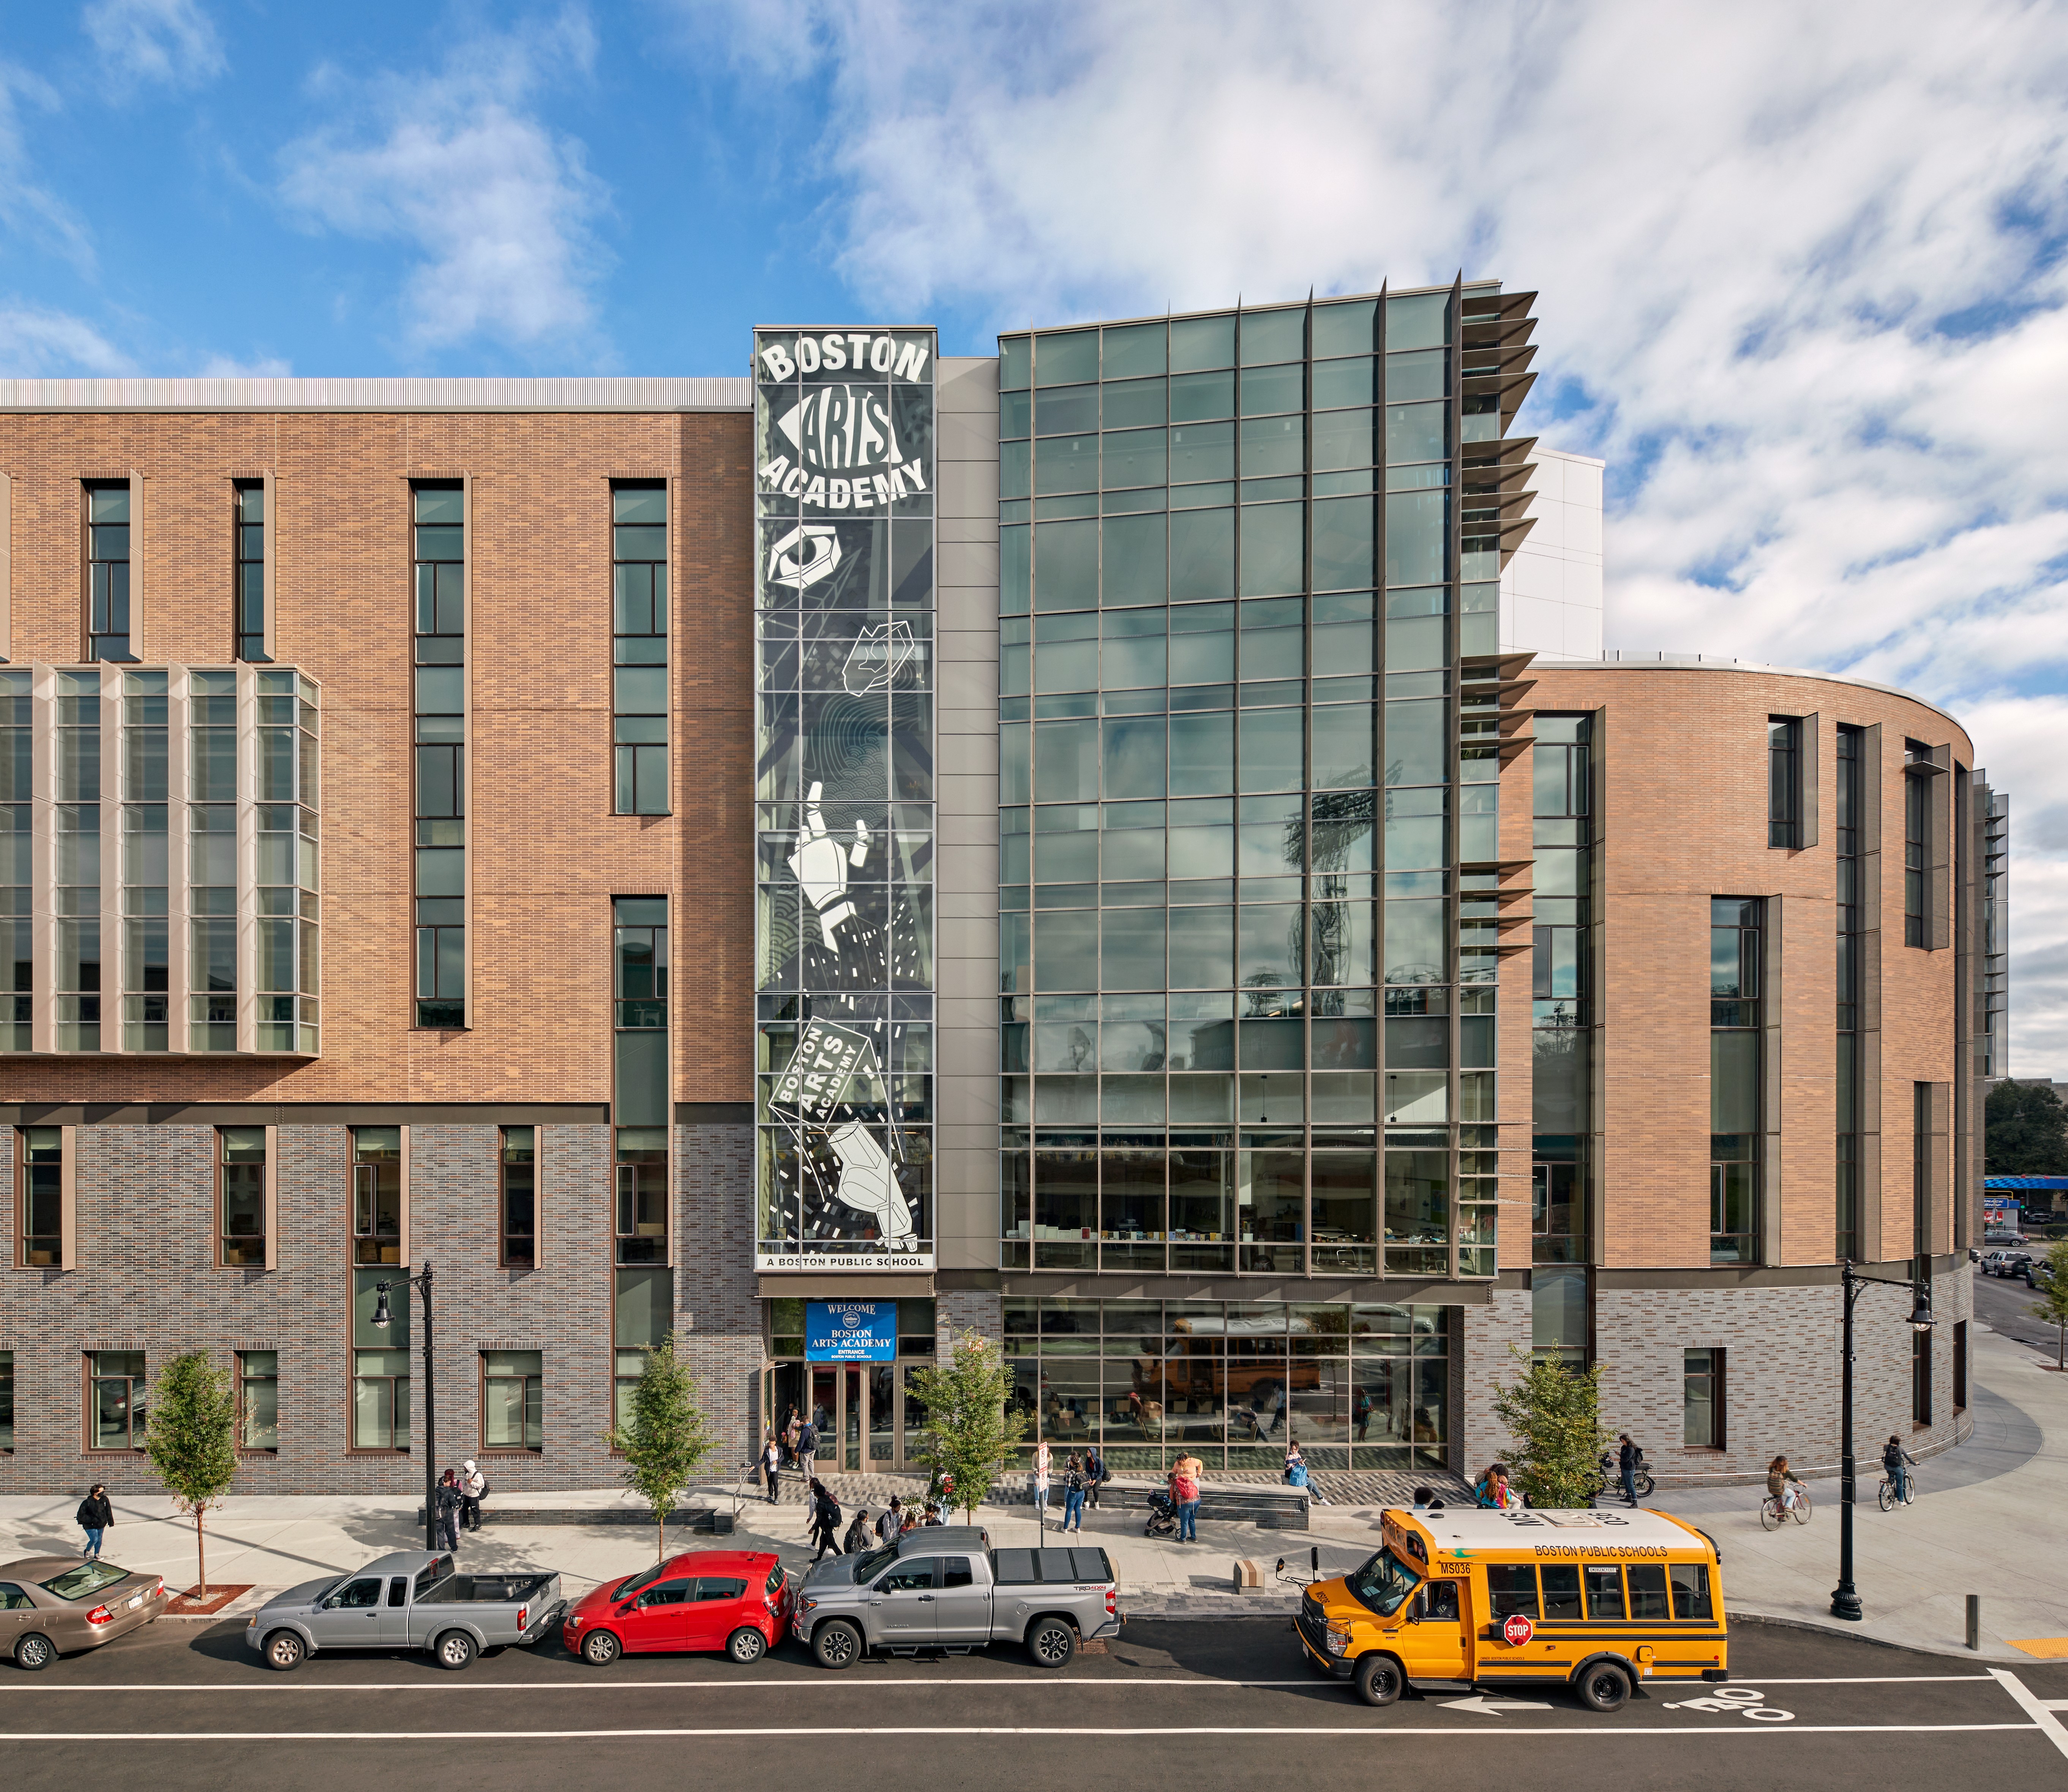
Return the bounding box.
[1093,1483,1309,1531]
[415,1506,735,1533]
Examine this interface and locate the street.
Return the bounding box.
[2,1613,2064,1789]
[1974,1257,2067,1359]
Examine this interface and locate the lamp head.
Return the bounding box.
[1908,1283,1935,1332]
[370,1284,392,1329]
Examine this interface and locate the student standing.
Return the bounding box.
[1031,1439,1053,1529]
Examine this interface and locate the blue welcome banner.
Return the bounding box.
[806,1300,897,1361]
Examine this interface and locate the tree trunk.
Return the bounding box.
[658,1515,665,1565]
[196,1507,207,1601]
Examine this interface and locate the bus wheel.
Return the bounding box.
[1577,1661,1632,1712]
[1354,1653,1403,1707]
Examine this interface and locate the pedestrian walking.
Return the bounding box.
[1085,1443,1108,1511]
[1617,1432,1642,1508]
[763,1432,783,1504]
[796,1416,818,1484]
[877,1498,903,1546]
[1882,1434,1916,1503]
[1061,1452,1087,1533]
[1169,1456,1201,1544]
[781,1406,800,1465]
[843,1506,875,1554]
[808,1478,843,1560]
[1031,1439,1052,1529]
[435,1469,463,1552]
[76,1484,112,1559]
[459,1459,486,1532]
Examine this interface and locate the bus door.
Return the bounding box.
[1404,1568,1472,1679]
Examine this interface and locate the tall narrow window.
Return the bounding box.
[352,1266,409,1450]
[237,1350,278,1451]
[15,1127,62,1267]
[122,668,170,1052]
[217,1126,266,1267]
[1532,715,1591,1266]
[55,669,102,1052]
[613,1265,672,1428]
[254,668,320,1053]
[190,667,238,1051]
[481,1350,543,1451]
[1904,744,1931,947]
[351,1126,402,1265]
[1913,1081,1932,1264]
[1835,724,1864,1259]
[612,483,669,814]
[2,668,30,1051]
[0,1349,13,1450]
[1710,898,1762,1264]
[235,481,267,661]
[1683,1347,1724,1447]
[413,482,466,1028]
[614,897,669,1265]
[85,482,132,662]
[87,1351,147,1451]
[1768,717,1801,848]
[1911,1327,1931,1427]
[500,1126,535,1267]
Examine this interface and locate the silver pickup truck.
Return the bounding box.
[245,1550,564,1672]
[794,1527,1120,1669]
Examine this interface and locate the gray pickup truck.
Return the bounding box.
[793,1527,1120,1669]
[245,1550,564,1672]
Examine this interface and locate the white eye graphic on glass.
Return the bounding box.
[788,780,870,941]
[827,1121,913,1248]
[841,621,919,694]
[767,523,842,588]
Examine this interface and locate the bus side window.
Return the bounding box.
[1583,1563,1625,1620]
[1540,1563,1582,1619]
[1626,1563,1671,1621]
[1669,1562,1713,1620]
[1421,1579,1459,1622]
[1485,1563,1538,1619]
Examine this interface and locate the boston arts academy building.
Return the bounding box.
[0,282,1983,1496]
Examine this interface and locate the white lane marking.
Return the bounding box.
[1441,1695,1552,1714]
[0,1724,2040,1742]
[1988,1670,2068,1762]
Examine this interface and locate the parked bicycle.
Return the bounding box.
[1759,1485,1813,1529]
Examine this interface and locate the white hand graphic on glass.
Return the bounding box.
[841,620,919,694]
[789,780,871,941]
[827,1121,913,1248]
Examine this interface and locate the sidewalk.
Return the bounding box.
[2,1322,2059,1650]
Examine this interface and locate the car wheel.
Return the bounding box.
[727,1625,767,1664]
[813,1619,862,1671]
[1354,1652,1403,1707]
[13,1633,54,1672]
[581,1628,621,1666]
[1027,1617,1076,1669]
[434,1630,477,1672]
[1577,1661,1632,1712]
[263,1629,305,1673]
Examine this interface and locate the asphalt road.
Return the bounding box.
[1973,1259,2067,1359]
[3,1612,2065,1789]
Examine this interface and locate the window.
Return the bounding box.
[1,669,28,1052]
[217,1126,267,1267]
[1669,1561,1713,1619]
[0,1349,13,1449]
[612,483,669,814]
[1904,743,1931,947]
[190,667,238,1051]
[54,669,102,1052]
[615,1129,668,1265]
[613,1265,672,1429]
[482,1350,543,1451]
[500,1127,536,1267]
[1533,716,1591,1266]
[1583,1563,1625,1620]
[235,481,267,661]
[16,1127,61,1267]
[353,1266,409,1450]
[1683,1347,1723,1448]
[1625,1563,1671,1622]
[1710,898,1761,1265]
[238,1350,278,1450]
[1485,1563,1539,1618]
[85,482,133,662]
[1836,724,1864,1259]
[1539,1563,1582,1619]
[87,1350,145,1450]
[1912,1326,1932,1427]
[351,1126,402,1265]
[614,896,669,1265]
[414,482,466,1028]
[1767,717,1801,848]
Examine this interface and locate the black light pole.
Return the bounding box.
[1830,1259,1934,1622]
[372,1261,438,1554]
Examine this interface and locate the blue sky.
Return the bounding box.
[7,0,2068,1066]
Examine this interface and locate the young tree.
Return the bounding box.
[603,1335,715,1563]
[143,1351,239,1598]
[905,1329,1027,1519]
[1489,1347,1611,1510]
[2029,1241,2068,1370]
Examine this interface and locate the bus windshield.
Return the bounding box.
[1344,1547,1421,1618]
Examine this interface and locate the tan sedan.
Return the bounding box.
[0,1556,168,1671]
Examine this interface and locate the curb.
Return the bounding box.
[1729,1607,2029,1665]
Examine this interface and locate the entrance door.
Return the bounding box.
[811,1368,837,1464]
[843,1365,863,1469]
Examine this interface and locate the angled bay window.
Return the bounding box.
[612,483,669,814]
[190,667,238,1052]
[234,481,267,661]
[216,1126,266,1267]
[500,1126,536,1268]
[352,1263,409,1450]
[15,1126,63,1268]
[351,1126,402,1265]
[1768,717,1802,849]
[254,667,321,1054]
[613,897,669,1265]
[84,482,133,662]
[122,669,170,1051]
[414,482,466,1028]
[0,671,27,1052]
[1710,898,1762,1264]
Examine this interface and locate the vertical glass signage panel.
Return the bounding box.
[754,326,937,1271]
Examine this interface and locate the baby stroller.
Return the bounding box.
[1144,1488,1179,1539]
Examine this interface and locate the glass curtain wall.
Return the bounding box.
[753,327,938,1267]
[997,290,1518,1280]
[1003,1296,1450,1472]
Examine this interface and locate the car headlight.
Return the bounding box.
[800,1597,819,1612]
[1325,1626,1350,1657]
[564,1613,583,1628]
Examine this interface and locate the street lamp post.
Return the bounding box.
[371,1260,438,1554]
[1830,1259,1934,1623]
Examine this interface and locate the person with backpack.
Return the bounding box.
[796,1416,818,1484]
[843,1505,875,1554]
[460,1460,486,1532]
[876,1497,904,1546]
[76,1484,113,1560]
[808,1478,843,1560]
[1882,1434,1917,1503]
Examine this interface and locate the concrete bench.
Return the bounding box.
[1092,1482,1309,1531]
[417,1506,735,1533]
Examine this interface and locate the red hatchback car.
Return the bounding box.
[563,1550,792,1666]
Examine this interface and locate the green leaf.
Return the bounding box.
[902,1330,1028,1518]
[1487,1347,1611,1511]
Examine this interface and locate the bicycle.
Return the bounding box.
[1759,1485,1813,1529]
[1876,1472,1916,1511]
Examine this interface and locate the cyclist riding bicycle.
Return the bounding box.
[1766,1454,1804,1515]
[1882,1434,1916,1503]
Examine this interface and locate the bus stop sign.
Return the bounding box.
[1502,1613,1534,1647]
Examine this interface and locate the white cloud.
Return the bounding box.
[82,0,225,91]
[277,10,608,352]
[684,0,2068,1072]
[0,303,129,374]
[0,60,94,270]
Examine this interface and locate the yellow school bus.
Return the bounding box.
[1295,1507,1729,1710]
